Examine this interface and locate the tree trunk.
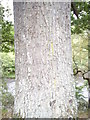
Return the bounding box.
[14,2,77,118]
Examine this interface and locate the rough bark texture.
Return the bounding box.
[14,2,77,118]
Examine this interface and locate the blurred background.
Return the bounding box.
[0,0,90,118]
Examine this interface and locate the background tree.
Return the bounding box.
[71,1,90,116]
[71,2,90,34]
[0,4,14,118]
[0,3,14,52]
[0,4,15,78]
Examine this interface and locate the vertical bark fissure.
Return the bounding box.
[14,2,77,118]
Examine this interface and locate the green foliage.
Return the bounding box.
[0,52,15,78]
[72,33,88,73]
[0,6,15,117]
[72,33,89,112]
[75,83,88,111]
[0,4,14,52]
[0,79,14,108]
[71,2,90,34]
[1,22,14,52]
[2,108,8,116]
[2,91,14,109]
[76,85,86,100]
[0,78,14,117]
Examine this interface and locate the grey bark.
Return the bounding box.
[14,2,77,118]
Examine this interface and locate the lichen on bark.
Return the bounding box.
[14,2,77,118]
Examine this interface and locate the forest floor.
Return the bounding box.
[78,111,89,118]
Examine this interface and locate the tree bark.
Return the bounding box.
[14,2,77,118]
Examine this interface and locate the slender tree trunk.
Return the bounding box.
[14,2,77,118]
[88,33,90,118]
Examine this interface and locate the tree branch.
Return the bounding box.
[71,2,79,19]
